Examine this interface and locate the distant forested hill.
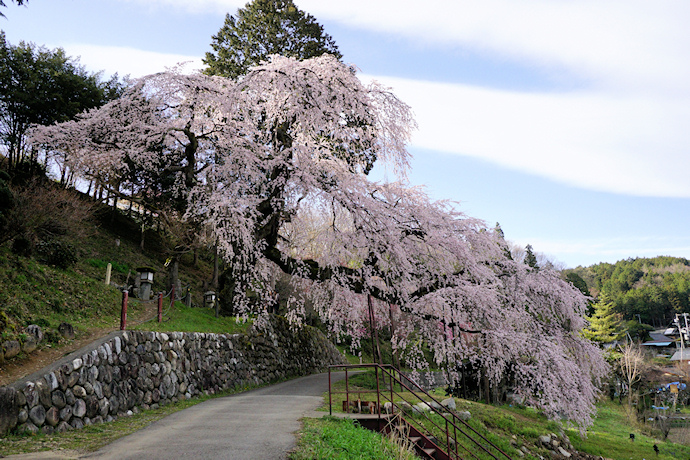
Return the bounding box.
[567,256,690,328]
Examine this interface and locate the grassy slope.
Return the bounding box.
[320,371,690,460]
[0,204,221,345]
[289,417,417,460]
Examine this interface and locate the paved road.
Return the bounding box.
[82,372,345,460]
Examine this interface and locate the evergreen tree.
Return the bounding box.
[524,244,539,270]
[582,295,621,344]
[203,0,341,79]
[0,33,124,172]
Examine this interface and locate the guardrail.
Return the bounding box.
[328,364,512,460]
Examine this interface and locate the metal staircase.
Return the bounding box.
[328,364,512,460]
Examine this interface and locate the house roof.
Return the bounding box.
[670,349,690,361]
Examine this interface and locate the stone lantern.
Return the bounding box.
[137,267,155,300]
[204,291,216,308]
[204,291,218,317]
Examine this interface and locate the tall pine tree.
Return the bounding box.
[582,295,621,344]
[524,244,539,270]
[203,0,341,79]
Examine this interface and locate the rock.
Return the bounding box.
[457,410,471,421]
[82,381,93,395]
[45,372,59,391]
[45,407,60,427]
[56,421,72,433]
[15,388,26,406]
[22,334,38,354]
[18,422,39,435]
[35,378,51,408]
[558,446,571,458]
[26,325,44,343]
[539,435,552,446]
[59,405,72,422]
[18,408,28,424]
[73,399,87,418]
[109,396,120,415]
[85,395,99,418]
[441,397,456,410]
[428,401,443,411]
[384,401,393,414]
[23,382,38,408]
[58,322,75,340]
[51,389,66,408]
[29,405,46,426]
[0,387,18,434]
[89,366,100,384]
[3,340,21,359]
[415,402,432,412]
[98,398,110,417]
[516,449,525,457]
[73,385,87,398]
[93,381,103,399]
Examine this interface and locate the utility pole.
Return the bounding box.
[673,313,690,359]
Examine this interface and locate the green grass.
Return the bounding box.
[0,248,124,333]
[565,401,690,460]
[85,258,131,274]
[325,368,690,459]
[289,416,417,460]
[128,300,251,335]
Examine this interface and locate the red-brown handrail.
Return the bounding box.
[328,364,512,460]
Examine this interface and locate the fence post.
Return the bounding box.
[120,290,128,330]
[158,292,163,323]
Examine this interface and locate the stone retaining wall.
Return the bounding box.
[0,316,345,436]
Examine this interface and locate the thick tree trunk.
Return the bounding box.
[211,242,219,290]
[140,215,146,251]
[167,254,181,295]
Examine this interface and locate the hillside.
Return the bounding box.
[0,183,218,385]
[567,256,690,327]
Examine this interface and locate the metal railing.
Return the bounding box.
[328,364,512,460]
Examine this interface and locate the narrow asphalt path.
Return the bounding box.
[82,371,347,460]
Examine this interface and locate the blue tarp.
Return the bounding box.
[659,381,686,391]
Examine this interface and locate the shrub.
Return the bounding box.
[36,240,78,269]
[11,235,33,256]
[43,328,62,345]
[0,181,95,248]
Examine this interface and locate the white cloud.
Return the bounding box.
[125,0,690,93]
[299,0,690,94]
[81,2,690,197]
[368,74,690,197]
[61,44,203,78]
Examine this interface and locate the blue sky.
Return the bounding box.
[3,0,690,268]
